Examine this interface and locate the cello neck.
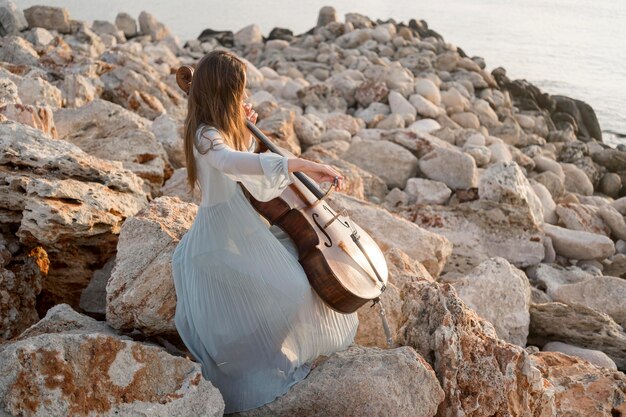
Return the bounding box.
[246,120,325,200]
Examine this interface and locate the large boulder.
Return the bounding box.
[54,99,171,194]
[542,223,615,260]
[0,121,147,311]
[419,147,478,190]
[397,281,556,417]
[402,200,545,277]
[343,139,418,189]
[444,257,531,346]
[0,306,224,416]
[529,302,626,371]
[0,1,28,36]
[23,5,71,33]
[530,351,626,416]
[234,345,444,417]
[479,162,543,226]
[106,196,197,335]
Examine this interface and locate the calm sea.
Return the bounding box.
[16,0,626,147]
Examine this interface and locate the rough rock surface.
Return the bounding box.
[530,352,626,416]
[106,196,197,335]
[355,247,433,349]
[400,200,545,277]
[443,257,531,346]
[0,121,148,312]
[529,302,626,371]
[397,281,555,417]
[54,99,171,194]
[234,345,444,417]
[343,139,418,189]
[0,330,224,416]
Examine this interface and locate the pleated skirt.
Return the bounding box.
[171,188,359,414]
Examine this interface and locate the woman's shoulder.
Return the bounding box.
[195,123,225,152]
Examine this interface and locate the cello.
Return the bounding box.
[176,65,393,346]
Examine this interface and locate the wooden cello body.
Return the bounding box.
[176,65,388,314]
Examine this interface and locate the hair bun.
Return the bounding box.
[176,65,194,95]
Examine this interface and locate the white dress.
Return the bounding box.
[171,123,359,414]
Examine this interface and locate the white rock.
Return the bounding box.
[17,76,63,107]
[419,147,478,189]
[463,145,491,167]
[543,223,615,260]
[294,113,324,147]
[151,114,184,168]
[408,118,441,133]
[448,257,531,346]
[388,90,417,124]
[531,182,558,224]
[235,23,263,45]
[597,205,626,241]
[549,276,626,328]
[409,93,442,119]
[241,57,264,89]
[115,12,137,38]
[404,178,451,205]
[479,162,543,226]
[344,139,418,188]
[0,0,28,35]
[414,78,441,105]
[561,163,594,196]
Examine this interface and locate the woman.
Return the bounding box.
[171,50,359,414]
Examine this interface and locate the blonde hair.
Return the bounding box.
[183,50,249,192]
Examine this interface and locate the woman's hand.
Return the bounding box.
[243,102,257,124]
[288,158,345,191]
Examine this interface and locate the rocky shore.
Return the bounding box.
[1,3,625,416]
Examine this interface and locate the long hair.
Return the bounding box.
[183,50,248,192]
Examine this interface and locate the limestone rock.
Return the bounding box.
[0,1,27,36]
[555,203,610,236]
[54,99,170,194]
[444,257,531,346]
[530,351,626,416]
[234,24,263,46]
[529,302,626,371]
[161,168,201,204]
[79,256,115,317]
[343,139,418,189]
[151,113,185,168]
[404,178,451,205]
[106,197,197,335]
[397,281,556,417]
[419,147,478,189]
[12,303,116,343]
[414,78,441,105]
[23,5,71,33]
[388,90,416,124]
[0,35,39,66]
[561,163,594,196]
[402,200,545,277]
[0,241,47,341]
[0,121,148,309]
[0,331,224,416]
[479,162,543,226]
[598,205,626,241]
[548,275,626,328]
[234,345,444,417]
[115,12,137,38]
[355,247,433,348]
[138,11,171,41]
[543,223,615,260]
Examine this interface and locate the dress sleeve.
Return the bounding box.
[195,126,293,202]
